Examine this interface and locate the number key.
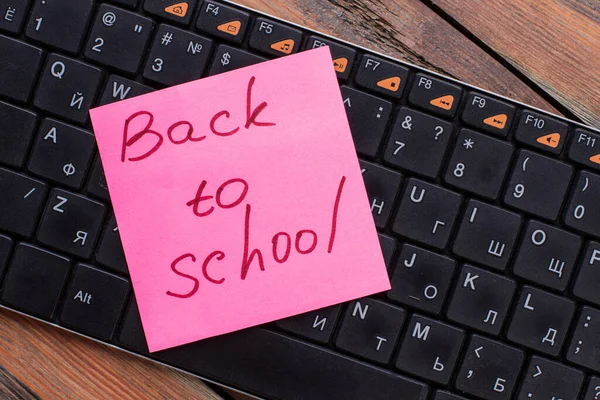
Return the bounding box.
[565,171,600,238]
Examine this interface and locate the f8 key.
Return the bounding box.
[408,73,463,118]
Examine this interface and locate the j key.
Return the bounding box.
[396,315,465,384]
[95,215,128,275]
[0,0,29,34]
[446,265,516,335]
[59,263,129,340]
[86,156,110,202]
[0,101,37,167]
[583,377,600,400]
[27,119,95,189]
[435,392,468,400]
[393,178,462,249]
[573,242,600,305]
[0,243,70,319]
[383,107,453,178]
[275,305,341,344]
[0,168,47,237]
[444,129,514,199]
[209,44,266,76]
[378,233,397,271]
[196,1,250,44]
[461,92,516,136]
[359,160,403,228]
[355,54,409,99]
[144,0,198,25]
[304,36,356,80]
[453,200,522,270]
[143,24,213,86]
[0,35,43,102]
[507,286,575,356]
[517,357,584,400]
[504,150,573,220]
[335,298,406,364]
[25,0,93,54]
[84,5,153,74]
[408,73,463,118]
[567,307,600,372]
[34,54,102,124]
[340,86,392,158]
[0,234,12,279]
[513,221,581,291]
[569,128,600,171]
[37,189,105,258]
[514,110,569,154]
[387,244,456,314]
[249,18,302,57]
[100,75,153,106]
[565,171,600,237]
[455,335,524,400]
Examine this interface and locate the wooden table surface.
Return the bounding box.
[2,0,599,399]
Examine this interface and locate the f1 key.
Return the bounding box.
[197,1,250,44]
[569,128,600,171]
[249,18,302,57]
[462,92,515,136]
[355,54,409,99]
[514,110,569,154]
[409,73,462,118]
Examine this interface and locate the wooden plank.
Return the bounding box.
[238,0,559,114]
[428,0,600,126]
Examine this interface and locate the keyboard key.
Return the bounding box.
[37,189,105,258]
[143,24,213,86]
[0,0,29,34]
[567,307,600,372]
[0,100,37,167]
[275,305,341,344]
[0,168,47,237]
[34,54,102,124]
[144,0,198,25]
[396,315,465,384]
[514,110,569,154]
[513,220,581,291]
[117,298,149,353]
[387,244,456,314]
[582,377,600,400]
[452,200,522,270]
[446,265,516,335]
[27,118,95,189]
[568,128,600,171]
[504,150,573,220]
[209,44,266,76]
[335,298,406,364]
[84,5,154,74]
[196,1,250,44]
[99,75,153,106]
[378,233,397,271]
[359,160,403,228]
[461,92,516,136]
[434,391,468,400]
[573,242,600,305]
[95,215,128,275]
[444,129,514,199]
[408,73,463,118]
[340,86,392,157]
[0,243,70,319]
[517,357,584,400]
[0,234,12,279]
[455,335,524,400]
[383,107,453,178]
[355,54,409,99]
[507,286,575,356]
[25,0,93,54]
[249,17,302,57]
[565,171,600,237]
[59,263,129,340]
[109,0,139,8]
[393,178,462,249]
[0,35,43,102]
[304,36,356,80]
[86,156,110,202]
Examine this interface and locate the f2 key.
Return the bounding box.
[355,55,409,99]
[462,92,515,136]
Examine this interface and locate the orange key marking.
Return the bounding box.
[590,154,600,165]
[430,95,454,110]
[536,133,561,149]
[483,113,507,129]
[333,57,348,73]
[164,2,189,17]
[270,39,295,55]
[217,20,242,36]
[376,76,401,92]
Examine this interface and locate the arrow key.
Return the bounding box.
[516,357,584,400]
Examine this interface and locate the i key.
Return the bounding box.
[276,305,342,344]
[573,242,600,305]
[517,357,584,400]
[565,171,600,238]
[359,160,403,228]
[209,45,266,76]
[567,307,600,373]
[0,167,47,237]
[84,5,153,74]
[408,73,463,118]
[355,54,409,99]
[461,92,516,136]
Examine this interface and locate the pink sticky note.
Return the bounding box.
[90,47,390,352]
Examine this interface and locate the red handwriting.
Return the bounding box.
[121,76,275,163]
[186,178,249,218]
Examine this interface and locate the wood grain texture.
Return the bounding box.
[428,0,600,126]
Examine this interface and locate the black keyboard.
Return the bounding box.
[1,1,600,399]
